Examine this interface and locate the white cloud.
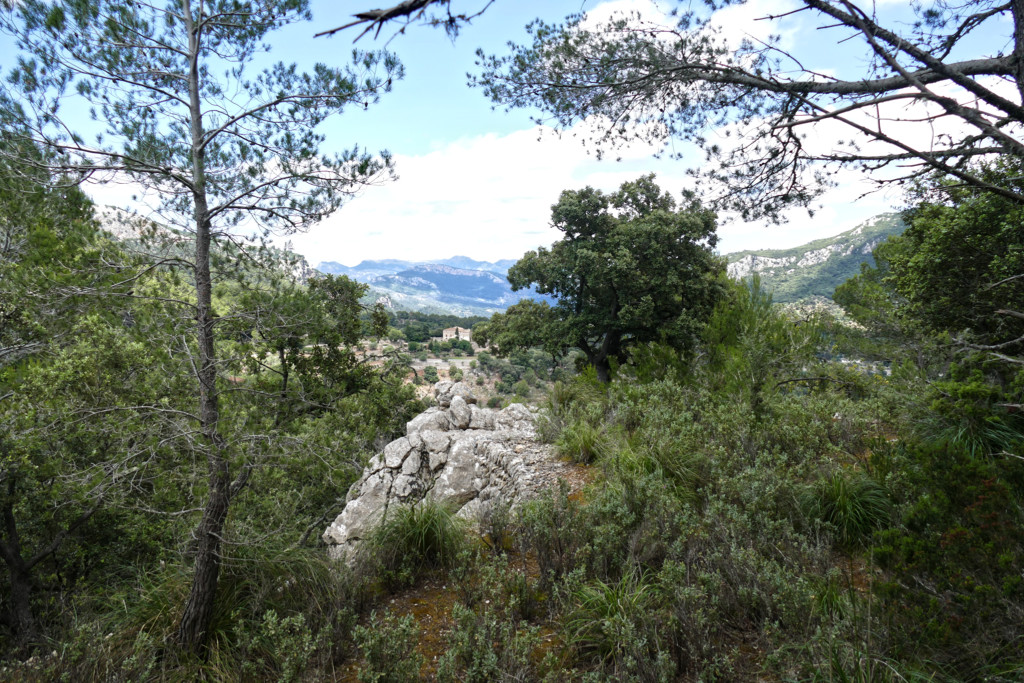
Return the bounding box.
[286,123,693,266]
[285,107,909,268]
[708,0,803,53]
[87,113,906,268]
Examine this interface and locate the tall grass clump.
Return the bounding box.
[537,370,609,443]
[562,570,670,680]
[366,500,467,585]
[556,418,615,464]
[804,471,891,548]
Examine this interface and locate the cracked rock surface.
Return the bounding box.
[323,381,573,563]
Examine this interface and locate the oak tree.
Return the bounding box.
[478,175,724,382]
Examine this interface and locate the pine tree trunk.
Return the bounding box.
[176,189,231,649]
[176,459,230,648]
[176,0,230,650]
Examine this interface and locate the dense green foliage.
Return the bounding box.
[0,146,424,671]
[4,174,1023,680]
[887,170,1024,345]
[835,162,1024,452]
[2,3,1022,671]
[2,0,404,650]
[479,175,724,381]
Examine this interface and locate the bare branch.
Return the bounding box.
[317,0,495,42]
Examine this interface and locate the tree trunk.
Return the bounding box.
[176,198,231,650]
[275,345,289,427]
[7,563,38,651]
[586,329,620,383]
[176,460,230,648]
[176,0,230,651]
[1,494,39,651]
[584,345,611,383]
[1012,0,1024,103]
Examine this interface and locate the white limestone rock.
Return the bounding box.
[323,383,558,564]
[406,408,450,435]
[449,395,472,429]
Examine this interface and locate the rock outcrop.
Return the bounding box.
[323,381,568,563]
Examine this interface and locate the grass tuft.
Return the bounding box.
[367,500,467,584]
[804,471,890,548]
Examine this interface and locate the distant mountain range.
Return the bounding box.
[317,258,544,316]
[317,213,907,314]
[319,256,518,278]
[95,205,906,316]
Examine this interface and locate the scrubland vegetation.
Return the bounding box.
[2,164,1022,683]
[4,214,1021,680]
[2,1,1022,679]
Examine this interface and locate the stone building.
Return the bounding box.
[442,326,472,342]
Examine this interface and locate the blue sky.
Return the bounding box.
[275,0,1006,267]
[12,0,1010,267]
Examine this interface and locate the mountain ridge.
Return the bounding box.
[93,205,905,315]
[314,213,906,313]
[725,213,905,303]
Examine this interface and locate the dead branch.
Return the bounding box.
[316,0,494,41]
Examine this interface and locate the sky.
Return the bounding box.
[44,0,1016,267]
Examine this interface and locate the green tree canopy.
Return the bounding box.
[837,160,1024,363]
[835,161,1024,435]
[478,175,724,382]
[888,167,1024,349]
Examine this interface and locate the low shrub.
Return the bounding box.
[353,611,422,683]
[437,602,540,683]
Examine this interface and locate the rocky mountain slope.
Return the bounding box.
[726,213,905,302]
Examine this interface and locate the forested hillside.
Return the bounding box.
[726,213,906,302]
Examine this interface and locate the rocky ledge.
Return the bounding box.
[323,381,572,563]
